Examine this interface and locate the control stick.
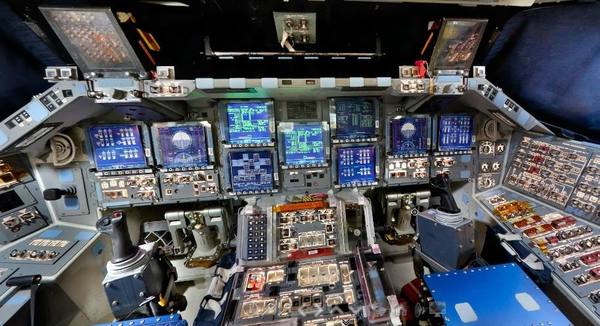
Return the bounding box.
[96,211,138,264]
[6,275,42,326]
[429,173,461,214]
[43,186,76,201]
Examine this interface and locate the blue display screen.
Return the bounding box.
[157,125,209,169]
[229,151,274,192]
[337,145,376,185]
[391,116,430,155]
[334,99,376,139]
[283,122,325,166]
[89,124,147,171]
[226,102,271,145]
[438,115,474,151]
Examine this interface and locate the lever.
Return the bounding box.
[96,211,138,264]
[6,274,42,326]
[429,173,461,214]
[43,186,77,201]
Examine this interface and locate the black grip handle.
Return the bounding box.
[43,186,77,201]
[6,275,41,287]
[430,173,461,214]
[96,211,137,264]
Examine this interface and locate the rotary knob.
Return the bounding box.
[496,143,505,153]
[480,163,490,172]
[492,162,501,172]
[479,141,494,155]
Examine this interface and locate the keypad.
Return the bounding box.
[247,214,268,261]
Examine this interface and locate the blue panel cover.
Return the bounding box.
[424,263,569,325]
[40,228,62,239]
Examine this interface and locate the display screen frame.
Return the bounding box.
[226,149,277,195]
[219,100,276,147]
[329,97,380,143]
[387,114,431,158]
[277,121,330,169]
[436,114,475,152]
[87,123,151,171]
[332,144,379,188]
[150,121,215,170]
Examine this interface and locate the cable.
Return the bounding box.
[434,209,463,226]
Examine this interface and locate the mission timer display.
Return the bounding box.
[157,125,209,169]
[89,124,146,171]
[282,122,325,166]
[334,99,377,139]
[337,145,377,186]
[438,115,474,151]
[391,116,430,156]
[226,102,272,145]
[229,151,274,193]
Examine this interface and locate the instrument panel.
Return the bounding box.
[81,97,477,209]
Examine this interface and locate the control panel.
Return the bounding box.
[566,153,600,224]
[88,123,159,208]
[226,243,397,325]
[385,114,431,185]
[237,195,352,266]
[476,140,507,191]
[0,183,49,244]
[505,136,590,208]
[151,121,219,202]
[278,121,331,193]
[241,213,271,263]
[478,188,600,320]
[3,238,76,265]
[431,114,474,180]
[227,257,359,325]
[274,200,339,261]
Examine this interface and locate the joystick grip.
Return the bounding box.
[96,211,137,263]
[430,174,461,214]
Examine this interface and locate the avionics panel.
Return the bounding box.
[436,114,474,153]
[330,98,379,143]
[566,153,600,223]
[276,102,331,193]
[505,135,591,208]
[151,121,219,201]
[228,258,359,325]
[431,114,474,180]
[87,123,159,208]
[333,144,379,188]
[220,100,275,148]
[278,122,328,169]
[88,124,148,171]
[384,115,431,185]
[0,184,49,244]
[224,149,278,196]
[274,199,340,261]
[476,188,600,322]
[152,121,214,170]
[387,115,431,158]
